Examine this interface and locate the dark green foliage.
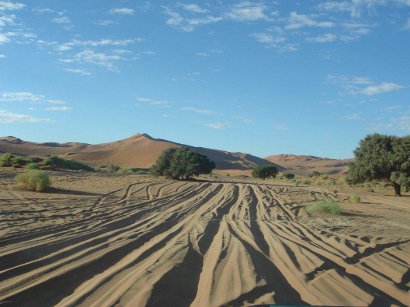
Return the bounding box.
[16,170,50,192]
[282,173,295,179]
[0,153,28,167]
[44,156,94,171]
[347,134,410,196]
[252,165,278,179]
[150,147,215,180]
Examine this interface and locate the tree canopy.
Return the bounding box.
[347,134,410,196]
[252,165,278,180]
[150,147,215,180]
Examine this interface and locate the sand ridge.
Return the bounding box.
[0,172,409,306]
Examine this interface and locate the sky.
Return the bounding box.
[0,0,409,159]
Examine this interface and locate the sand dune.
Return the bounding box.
[266,154,353,175]
[0,134,279,171]
[0,172,409,306]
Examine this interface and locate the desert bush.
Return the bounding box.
[25,162,40,170]
[347,134,409,196]
[151,147,215,180]
[44,156,94,171]
[0,153,28,167]
[306,200,341,215]
[282,173,295,179]
[326,178,336,185]
[252,165,278,179]
[309,171,322,177]
[303,180,311,185]
[15,170,50,192]
[350,194,361,203]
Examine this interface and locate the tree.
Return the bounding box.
[252,165,278,179]
[150,147,215,180]
[347,134,410,196]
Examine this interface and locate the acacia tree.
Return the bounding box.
[347,134,410,196]
[252,165,278,179]
[150,147,215,180]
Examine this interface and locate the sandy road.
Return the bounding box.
[0,180,409,306]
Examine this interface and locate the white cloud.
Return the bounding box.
[204,122,231,129]
[136,97,171,107]
[232,115,252,124]
[342,113,362,120]
[0,1,25,11]
[286,12,334,30]
[96,20,114,26]
[0,33,9,43]
[164,7,221,31]
[45,106,71,111]
[0,110,50,123]
[327,74,404,96]
[110,8,134,15]
[360,82,403,95]
[306,33,337,43]
[61,49,124,71]
[0,53,5,58]
[64,68,91,76]
[195,52,210,57]
[179,3,207,14]
[404,17,410,30]
[0,92,44,102]
[181,107,216,115]
[226,2,271,21]
[252,32,297,52]
[274,123,289,131]
[0,14,15,27]
[47,99,66,104]
[52,16,70,24]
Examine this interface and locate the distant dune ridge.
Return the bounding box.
[0,134,351,174]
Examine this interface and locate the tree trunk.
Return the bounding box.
[393,183,402,196]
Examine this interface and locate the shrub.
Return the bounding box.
[44,156,94,171]
[309,171,322,177]
[151,147,215,180]
[0,153,28,167]
[347,134,409,196]
[252,165,278,179]
[306,200,341,215]
[350,194,361,203]
[303,180,311,185]
[16,170,50,192]
[282,173,295,179]
[25,162,40,170]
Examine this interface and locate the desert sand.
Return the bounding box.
[0,169,409,306]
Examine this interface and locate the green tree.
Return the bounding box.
[252,165,278,179]
[150,147,215,180]
[347,134,410,196]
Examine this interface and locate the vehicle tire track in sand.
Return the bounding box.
[0,181,409,307]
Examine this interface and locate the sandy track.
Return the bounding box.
[0,180,409,306]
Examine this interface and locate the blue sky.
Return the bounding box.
[1,0,409,158]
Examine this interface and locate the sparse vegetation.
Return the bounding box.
[306,200,341,215]
[15,170,50,192]
[282,173,295,179]
[44,156,94,171]
[150,147,215,180]
[0,153,28,167]
[252,165,278,179]
[350,194,361,203]
[309,171,322,177]
[347,134,410,196]
[25,162,40,170]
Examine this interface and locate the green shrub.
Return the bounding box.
[0,153,28,167]
[306,200,341,215]
[151,147,215,180]
[44,156,94,171]
[25,162,40,170]
[309,171,322,177]
[252,165,278,179]
[282,173,295,179]
[16,170,50,192]
[350,194,361,203]
[303,180,311,185]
